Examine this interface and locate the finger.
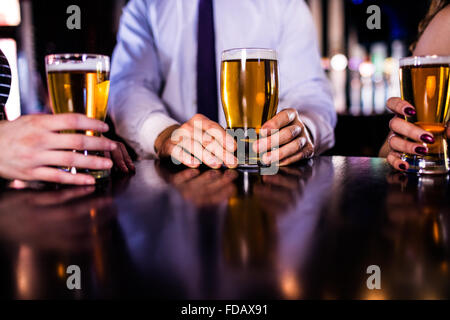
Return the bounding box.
[389,117,434,144]
[119,143,136,172]
[36,151,113,170]
[202,134,238,168]
[176,135,222,169]
[254,124,302,153]
[389,136,428,155]
[47,133,117,151]
[167,144,201,168]
[110,147,129,173]
[262,136,308,164]
[387,151,408,171]
[190,115,236,152]
[386,97,416,117]
[279,143,314,166]
[38,114,109,132]
[30,167,96,185]
[260,108,297,136]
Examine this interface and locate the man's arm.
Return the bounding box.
[276,0,337,154]
[109,0,178,159]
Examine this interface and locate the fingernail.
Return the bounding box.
[404,107,416,116]
[263,153,271,164]
[288,111,296,122]
[226,140,236,151]
[110,142,117,150]
[292,126,302,137]
[415,146,428,155]
[209,161,218,168]
[399,163,406,170]
[84,176,96,184]
[252,142,259,153]
[102,123,109,131]
[104,159,113,168]
[420,134,435,144]
[260,128,268,137]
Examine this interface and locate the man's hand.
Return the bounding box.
[253,108,314,166]
[106,141,135,173]
[0,114,118,185]
[155,114,238,169]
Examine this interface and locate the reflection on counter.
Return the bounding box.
[1,158,449,299]
[0,177,130,299]
[149,159,333,299]
[380,173,450,299]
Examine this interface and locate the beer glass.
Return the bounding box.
[45,54,110,179]
[399,56,450,174]
[220,48,279,168]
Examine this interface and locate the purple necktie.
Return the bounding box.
[0,49,12,121]
[197,0,218,122]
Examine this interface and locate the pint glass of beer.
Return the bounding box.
[399,56,450,174]
[220,48,279,168]
[45,54,110,179]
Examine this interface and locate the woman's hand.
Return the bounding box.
[0,114,118,185]
[253,108,315,166]
[381,97,436,171]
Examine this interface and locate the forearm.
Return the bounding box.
[109,82,179,158]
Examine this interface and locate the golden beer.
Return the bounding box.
[399,56,450,174]
[221,48,279,167]
[46,54,111,179]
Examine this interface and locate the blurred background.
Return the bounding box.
[0,0,430,156]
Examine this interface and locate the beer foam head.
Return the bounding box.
[45,54,110,72]
[400,55,450,67]
[222,48,277,61]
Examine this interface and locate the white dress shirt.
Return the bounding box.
[110,0,337,158]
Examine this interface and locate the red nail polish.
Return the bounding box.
[415,146,428,155]
[420,134,435,144]
[404,107,416,116]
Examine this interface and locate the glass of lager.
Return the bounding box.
[45,54,111,179]
[399,55,450,174]
[220,48,279,168]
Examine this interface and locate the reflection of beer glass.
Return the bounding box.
[399,56,450,174]
[220,48,279,167]
[45,54,110,179]
[223,171,277,268]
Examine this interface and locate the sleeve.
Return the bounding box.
[276,0,337,154]
[109,0,179,159]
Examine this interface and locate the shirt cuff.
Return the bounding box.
[299,111,335,155]
[138,113,179,158]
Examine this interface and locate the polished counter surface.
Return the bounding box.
[0,157,449,299]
